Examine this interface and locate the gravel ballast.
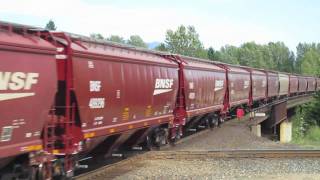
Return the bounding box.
[110,119,320,179]
[112,158,320,180]
[170,118,312,151]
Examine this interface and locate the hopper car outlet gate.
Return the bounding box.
[0,21,319,180]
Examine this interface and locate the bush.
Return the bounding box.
[292,102,320,146]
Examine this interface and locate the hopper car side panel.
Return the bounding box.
[183,67,226,117]
[227,67,251,107]
[298,77,307,93]
[0,34,57,159]
[317,78,320,91]
[266,72,279,98]
[251,70,267,101]
[213,72,227,108]
[289,75,299,94]
[278,73,289,96]
[306,77,316,92]
[71,54,178,138]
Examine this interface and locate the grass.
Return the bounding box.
[291,113,320,147]
[301,127,320,146]
[291,98,320,148]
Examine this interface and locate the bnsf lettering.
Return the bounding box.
[0,72,39,90]
[89,98,105,109]
[155,79,173,89]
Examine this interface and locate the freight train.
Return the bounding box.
[0,21,319,179]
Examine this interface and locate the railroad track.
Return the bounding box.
[142,149,320,159]
[74,149,320,179]
[73,129,211,179]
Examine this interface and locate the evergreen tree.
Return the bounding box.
[45,19,57,30]
[207,47,221,61]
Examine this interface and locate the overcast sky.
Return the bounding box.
[1,0,319,51]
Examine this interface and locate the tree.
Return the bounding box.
[219,45,240,65]
[238,42,267,68]
[302,92,320,129]
[90,33,104,40]
[162,25,207,58]
[261,45,275,70]
[127,35,147,48]
[288,51,296,73]
[301,49,320,75]
[207,47,221,61]
[45,19,57,30]
[196,49,208,59]
[266,42,293,72]
[106,35,126,44]
[294,43,320,134]
[213,41,295,72]
[296,43,320,74]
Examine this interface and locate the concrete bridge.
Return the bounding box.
[248,94,315,142]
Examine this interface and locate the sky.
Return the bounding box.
[1,0,320,51]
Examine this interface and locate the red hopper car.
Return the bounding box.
[289,75,299,95]
[0,26,57,169]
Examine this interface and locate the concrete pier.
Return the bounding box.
[251,124,261,137]
[280,121,292,143]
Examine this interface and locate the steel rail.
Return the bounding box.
[74,149,320,179]
[142,149,320,159]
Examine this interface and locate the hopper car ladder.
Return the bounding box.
[43,105,77,177]
[161,55,187,140]
[42,31,79,177]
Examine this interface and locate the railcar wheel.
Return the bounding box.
[168,137,176,145]
[28,166,37,180]
[209,116,219,128]
[146,135,159,150]
[218,117,224,128]
[205,118,210,128]
[214,119,219,127]
[146,128,169,150]
[52,160,65,180]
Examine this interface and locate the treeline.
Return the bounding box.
[90,25,320,76]
[208,42,320,75]
[154,26,297,73]
[90,33,148,48]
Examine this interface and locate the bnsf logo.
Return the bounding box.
[0,72,39,90]
[153,78,174,95]
[155,79,173,89]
